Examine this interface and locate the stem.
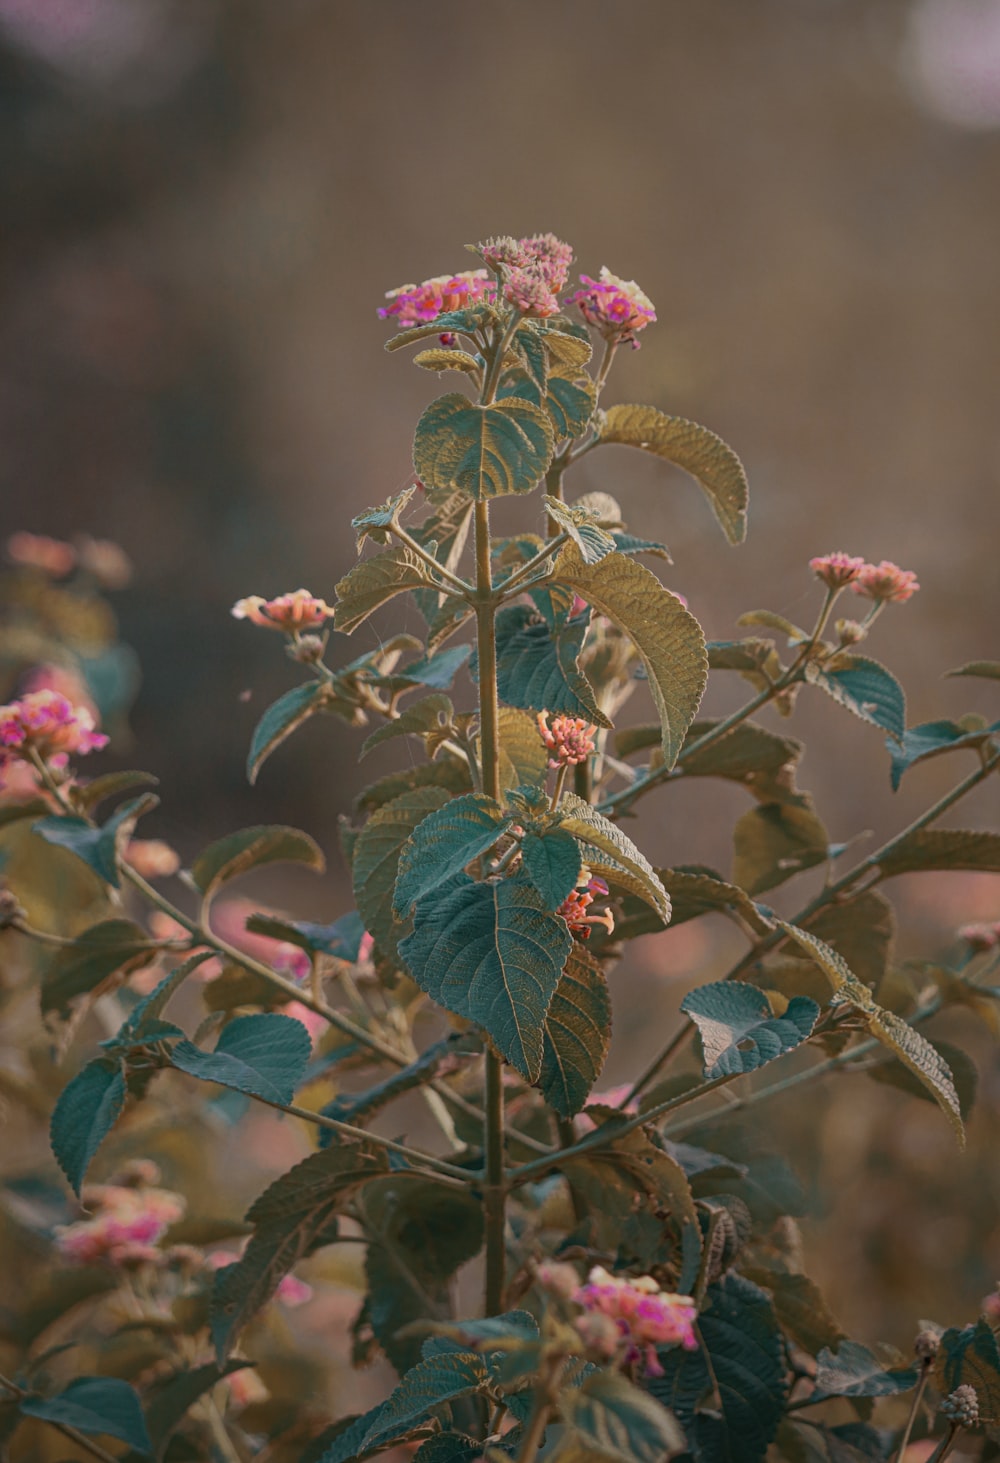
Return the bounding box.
[894,1365,931,1463]
[593,338,618,396]
[515,1356,568,1463]
[390,521,473,597]
[0,1372,120,1463]
[926,1425,960,1463]
[497,532,569,601]
[272,1100,473,1183]
[481,310,523,404]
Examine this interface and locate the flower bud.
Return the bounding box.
[940,1384,979,1426]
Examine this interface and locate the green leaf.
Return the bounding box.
[361,1353,489,1454]
[805,656,906,742]
[732,800,829,896]
[109,952,211,1048]
[522,827,583,909]
[414,391,554,500]
[50,1059,127,1196]
[737,609,805,638]
[41,919,157,1015]
[811,1341,918,1404]
[777,892,895,996]
[658,868,773,936]
[648,1273,787,1463]
[598,403,749,545]
[868,1036,977,1120]
[946,660,1000,681]
[353,786,452,956]
[247,681,332,785]
[20,1377,151,1456]
[496,706,550,793]
[393,793,512,916]
[934,1320,1000,1426]
[33,794,158,888]
[681,981,819,1079]
[612,531,672,561]
[888,719,999,791]
[385,307,489,352]
[352,485,417,547]
[413,347,481,375]
[543,495,617,564]
[244,909,366,961]
[143,1362,251,1461]
[211,1140,388,1359]
[679,720,802,794]
[413,1434,482,1463]
[483,604,608,727]
[190,825,324,901]
[392,644,472,690]
[75,769,159,814]
[410,489,475,623]
[538,945,611,1117]
[876,829,1000,880]
[557,794,670,920]
[333,545,440,634]
[399,872,572,1081]
[170,1013,312,1105]
[562,1370,684,1463]
[355,755,473,814]
[544,374,596,440]
[553,545,707,768]
[362,691,455,758]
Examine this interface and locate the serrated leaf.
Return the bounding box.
[557,795,670,920]
[352,786,452,956]
[394,793,511,915]
[385,306,490,352]
[143,1361,251,1461]
[413,1433,482,1462]
[480,604,608,726]
[562,1370,684,1463]
[554,545,707,769]
[544,374,596,439]
[333,545,441,634]
[20,1377,151,1456]
[495,705,550,793]
[33,793,158,888]
[413,347,482,376]
[868,1036,977,1120]
[400,872,571,1081]
[50,1059,127,1196]
[679,719,802,793]
[934,1320,1000,1425]
[355,755,473,813]
[538,945,611,1117]
[361,1353,489,1453]
[522,827,583,908]
[362,694,456,759]
[537,319,593,370]
[648,1273,787,1463]
[658,868,773,936]
[41,919,158,1015]
[598,403,748,545]
[543,495,617,564]
[732,799,829,896]
[612,531,672,561]
[805,656,906,742]
[352,486,417,549]
[244,909,366,961]
[247,681,332,784]
[876,829,1000,880]
[414,391,554,500]
[811,1341,918,1404]
[190,825,324,900]
[888,720,999,791]
[773,892,896,998]
[170,1013,312,1105]
[681,981,819,1079]
[946,660,1000,681]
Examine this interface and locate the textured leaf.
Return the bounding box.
[333,545,439,634]
[356,754,473,814]
[812,1342,918,1404]
[554,545,708,768]
[876,829,1000,880]
[612,531,672,560]
[41,919,157,1015]
[362,1353,489,1453]
[247,681,332,784]
[805,656,906,742]
[190,825,324,900]
[410,490,475,624]
[598,403,749,544]
[352,486,417,548]
[245,909,367,961]
[558,795,670,920]
[946,660,1000,681]
[888,719,999,791]
[803,893,896,995]
[934,1320,1000,1425]
[143,1361,251,1461]
[170,1013,312,1105]
[413,347,481,375]
[739,1264,845,1357]
[21,1377,151,1456]
[658,868,773,936]
[648,1273,787,1463]
[868,1036,977,1120]
[681,981,819,1079]
[414,391,554,499]
[496,705,550,793]
[392,644,473,692]
[544,374,596,439]
[679,719,802,794]
[482,604,608,726]
[385,307,489,351]
[394,793,512,915]
[399,872,572,1080]
[562,1370,684,1463]
[732,800,829,895]
[521,827,583,909]
[413,1433,482,1462]
[539,945,612,1116]
[75,769,159,814]
[33,794,157,888]
[50,1059,127,1196]
[543,494,617,564]
[321,1033,479,1133]
[353,786,451,955]
[362,694,456,759]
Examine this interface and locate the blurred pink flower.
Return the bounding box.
[56,1180,186,1266]
[852,561,920,603]
[7,531,76,577]
[574,1266,698,1376]
[809,552,865,590]
[959,921,999,952]
[76,535,132,590]
[0,690,107,785]
[231,589,334,633]
[124,839,181,880]
[567,267,656,346]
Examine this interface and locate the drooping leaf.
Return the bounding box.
[658,868,773,937]
[679,719,802,796]
[479,604,608,726]
[414,391,554,499]
[385,306,490,352]
[732,799,829,895]
[521,827,583,909]
[170,1013,312,1105]
[539,944,612,1117]
[553,544,708,768]
[399,872,572,1081]
[413,347,481,376]
[562,1370,684,1463]
[143,1361,252,1461]
[876,829,1000,880]
[41,919,158,1015]
[739,1262,846,1357]
[352,786,452,956]
[543,494,617,564]
[612,531,672,560]
[934,1320,1000,1426]
[190,825,324,901]
[245,909,367,962]
[681,981,819,1079]
[805,656,906,742]
[868,1036,977,1120]
[946,660,1000,681]
[247,681,333,785]
[811,1341,918,1405]
[360,1352,489,1454]
[557,795,670,920]
[393,793,512,915]
[598,403,749,544]
[888,720,1000,792]
[496,705,550,793]
[50,1059,127,1196]
[33,793,158,888]
[74,770,159,814]
[333,545,440,634]
[20,1377,152,1456]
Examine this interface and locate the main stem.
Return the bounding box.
[475,497,506,1314]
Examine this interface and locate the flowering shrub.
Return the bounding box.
[0,232,999,1463]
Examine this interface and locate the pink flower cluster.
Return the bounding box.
[231,589,334,633]
[377,270,493,330]
[0,689,107,784]
[477,233,575,317]
[959,921,1000,952]
[538,711,597,768]
[7,531,77,577]
[566,267,656,347]
[809,553,919,603]
[55,1172,186,1267]
[574,1266,698,1377]
[558,876,614,940]
[809,553,865,590]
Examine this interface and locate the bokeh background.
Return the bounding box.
[2,0,1000,1392]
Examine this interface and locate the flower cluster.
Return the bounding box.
[959,921,1000,952]
[566,267,656,346]
[538,711,597,768]
[55,1166,186,1267]
[558,875,614,939]
[377,270,493,331]
[478,233,574,299]
[7,531,77,577]
[504,265,560,319]
[852,560,920,604]
[0,689,107,784]
[573,1266,698,1377]
[809,552,865,590]
[231,589,334,633]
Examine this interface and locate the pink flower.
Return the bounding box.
[566,267,656,347]
[538,711,597,769]
[124,840,181,880]
[231,589,334,633]
[574,1266,698,1377]
[520,233,574,292]
[55,1180,186,1266]
[504,266,560,318]
[76,535,132,590]
[852,561,920,603]
[7,531,76,577]
[0,690,107,784]
[809,552,865,590]
[557,876,614,940]
[377,270,493,330]
[959,922,999,952]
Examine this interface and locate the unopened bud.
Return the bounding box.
[835,618,868,646]
[288,633,326,664]
[536,1261,580,1301]
[914,1328,941,1360]
[940,1384,979,1426]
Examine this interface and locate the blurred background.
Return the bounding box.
[2,0,1000,1383]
